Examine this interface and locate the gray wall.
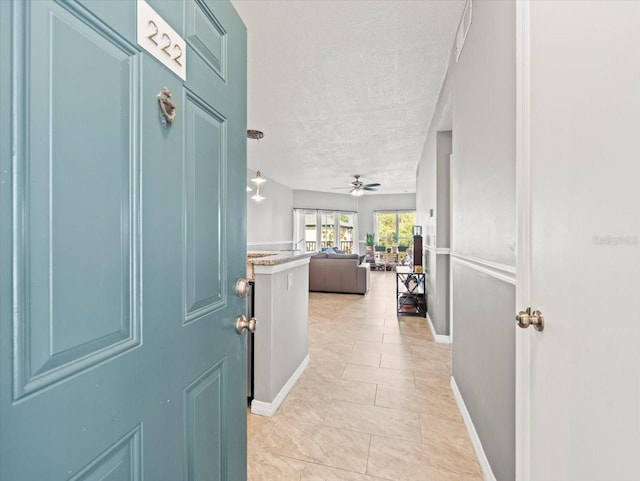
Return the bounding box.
[452,263,515,481]
[436,131,451,249]
[416,73,453,338]
[450,1,516,480]
[247,169,293,250]
[253,261,309,403]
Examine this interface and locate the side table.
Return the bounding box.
[396,269,426,317]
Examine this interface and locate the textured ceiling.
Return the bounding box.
[231,0,465,194]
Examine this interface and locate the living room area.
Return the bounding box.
[237,0,512,478]
[244,177,479,480]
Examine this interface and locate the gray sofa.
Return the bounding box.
[308,253,369,294]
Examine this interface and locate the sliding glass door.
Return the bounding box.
[339,213,355,253]
[320,212,335,250]
[294,209,358,253]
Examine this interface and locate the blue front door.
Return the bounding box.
[0,1,247,479]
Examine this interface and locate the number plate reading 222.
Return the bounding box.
[137,0,186,81]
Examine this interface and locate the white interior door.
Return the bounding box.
[516,2,640,480]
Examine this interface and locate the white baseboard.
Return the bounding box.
[450,376,497,481]
[427,312,452,344]
[251,354,309,417]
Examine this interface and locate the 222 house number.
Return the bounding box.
[146,20,182,66]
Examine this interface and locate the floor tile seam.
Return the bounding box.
[274,400,332,419]
[427,456,483,476]
[323,398,376,408]
[365,434,373,480]
[341,375,416,390]
[266,451,312,470]
[337,358,383,369]
[302,458,371,477]
[352,346,413,357]
[343,362,418,376]
[322,378,378,393]
[342,364,416,382]
[260,446,316,466]
[325,397,423,421]
[422,433,478,455]
[268,417,326,433]
[322,401,421,440]
[372,400,429,417]
[320,421,422,444]
[248,422,277,449]
[362,378,444,398]
[382,336,435,345]
[263,434,371,472]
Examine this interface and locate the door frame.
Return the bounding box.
[515,1,531,480]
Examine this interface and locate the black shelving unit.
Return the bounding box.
[396,271,426,317]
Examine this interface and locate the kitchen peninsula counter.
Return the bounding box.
[246,250,316,281]
[246,250,313,416]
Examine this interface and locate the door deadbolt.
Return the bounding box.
[235,314,257,334]
[516,307,544,332]
[235,278,250,297]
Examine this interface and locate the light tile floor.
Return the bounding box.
[248,271,483,481]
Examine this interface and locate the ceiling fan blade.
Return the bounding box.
[363,183,381,188]
[363,186,379,191]
[332,186,352,189]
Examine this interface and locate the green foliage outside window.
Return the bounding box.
[398,212,416,245]
[376,211,416,246]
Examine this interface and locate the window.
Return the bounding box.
[374,211,416,247]
[294,209,358,253]
[320,212,335,249]
[338,213,355,253]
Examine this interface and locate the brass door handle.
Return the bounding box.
[516,307,544,332]
[235,315,257,334]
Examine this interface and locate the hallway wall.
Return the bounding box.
[450,2,516,481]
[417,131,452,337]
[416,49,454,340]
[247,169,294,250]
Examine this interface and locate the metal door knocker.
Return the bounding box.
[157,87,176,126]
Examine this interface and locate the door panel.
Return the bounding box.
[184,361,225,480]
[185,1,227,80]
[518,1,640,479]
[0,0,247,479]
[184,93,225,322]
[15,0,141,402]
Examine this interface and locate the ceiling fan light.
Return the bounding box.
[251,170,266,185]
[351,189,364,197]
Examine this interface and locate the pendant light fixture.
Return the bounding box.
[247,130,266,198]
[251,170,266,185]
[251,186,265,202]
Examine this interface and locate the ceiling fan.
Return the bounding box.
[333,175,381,196]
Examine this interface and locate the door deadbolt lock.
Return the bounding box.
[235,314,256,334]
[235,278,250,297]
[516,307,544,332]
